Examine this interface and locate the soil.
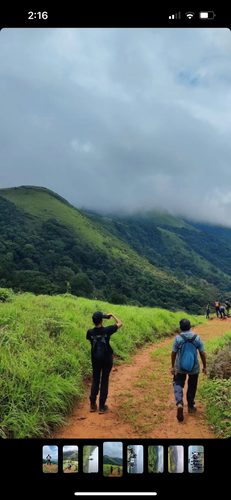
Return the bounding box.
[51,317,231,440]
[63,465,75,473]
[107,468,122,477]
[43,463,58,472]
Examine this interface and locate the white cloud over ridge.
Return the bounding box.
[1,27,231,226]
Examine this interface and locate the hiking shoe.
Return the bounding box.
[99,405,108,414]
[177,404,184,422]
[188,404,197,414]
[90,402,97,412]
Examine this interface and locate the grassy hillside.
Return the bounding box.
[0,289,206,438]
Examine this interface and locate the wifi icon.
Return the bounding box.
[185,12,195,19]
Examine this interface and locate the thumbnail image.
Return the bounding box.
[103,442,123,476]
[42,445,58,473]
[168,446,184,473]
[63,445,78,473]
[188,445,204,473]
[148,445,164,473]
[83,445,98,473]
[127,445,143,473]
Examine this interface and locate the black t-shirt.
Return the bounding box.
[86,325,118,355]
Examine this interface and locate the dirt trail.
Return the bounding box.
[51,318,231,440]
[107,468,122,477]
[63,465,75,473]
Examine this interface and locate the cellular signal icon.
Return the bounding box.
[169,12,181,19]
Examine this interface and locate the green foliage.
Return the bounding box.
[198,378,231,438]
[148,445,158,473]
[198,331,231,438]
[0,186,230,315]
[168,446,177,473]
[0,287,14,302]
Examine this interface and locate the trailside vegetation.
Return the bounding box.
[148,445,159,473]
[197,331,231,438]
[168,446,177,473]
[0,289,206,439]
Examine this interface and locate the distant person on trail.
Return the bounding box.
[46,454,52,465]
[118,467,121,475]
[214,301,220,317]
[171,318,207,422]
[111,466,113,474]
[206,304,210,319]
[87,311,123,414]
[219,305,225,318]
[225,299,230,316]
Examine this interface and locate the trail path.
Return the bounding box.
[107,467,122,477]
[51,318,231,440]
[63,465,75,473]
[107,468,122,477]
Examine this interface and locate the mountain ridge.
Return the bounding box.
[0,184,230,314]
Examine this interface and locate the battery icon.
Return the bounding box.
[199,11,216,19]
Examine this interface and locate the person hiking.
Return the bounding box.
[46,454,52,465]
[206,304,210,319]
[214,300,220,317]
[225,299,230,316]
[219,305,225,318]
[111,466,113,474]
[171,318,207,422]
[87,311,123,413]
[118,467,121,475]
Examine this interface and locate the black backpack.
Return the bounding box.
[91,331,108,360]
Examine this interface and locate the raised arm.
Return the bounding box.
[107,313,123,329]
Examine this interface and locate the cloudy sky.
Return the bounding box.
[1,28,231,225]
[103,441,122,458]
[42,445,58,460]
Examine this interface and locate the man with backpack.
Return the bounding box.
[87,311,123,414]
[214,300,220,317]
[219,304,225,319]
[171,318,207,422]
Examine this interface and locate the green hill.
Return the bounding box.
[103,455,123,466]
[63,450,78,461]
[0,185,230,314]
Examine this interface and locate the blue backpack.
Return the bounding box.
[179,334,198,371]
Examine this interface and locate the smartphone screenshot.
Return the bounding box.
[0,7,230,499]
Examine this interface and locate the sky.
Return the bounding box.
[63,445,78,453]
[42,445,58,460]
[175,446,184,473]
[1,27,231,226]
[103,441,122,458]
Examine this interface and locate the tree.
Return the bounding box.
[70,273,94,297]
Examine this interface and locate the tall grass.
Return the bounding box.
[197,331,231,438]
[0,290,206,438]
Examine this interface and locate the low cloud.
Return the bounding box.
[1,27,231,226]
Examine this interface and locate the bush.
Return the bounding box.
[209,347,231,380]
[0,288,14,302]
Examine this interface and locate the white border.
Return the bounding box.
[74,494,157,497]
